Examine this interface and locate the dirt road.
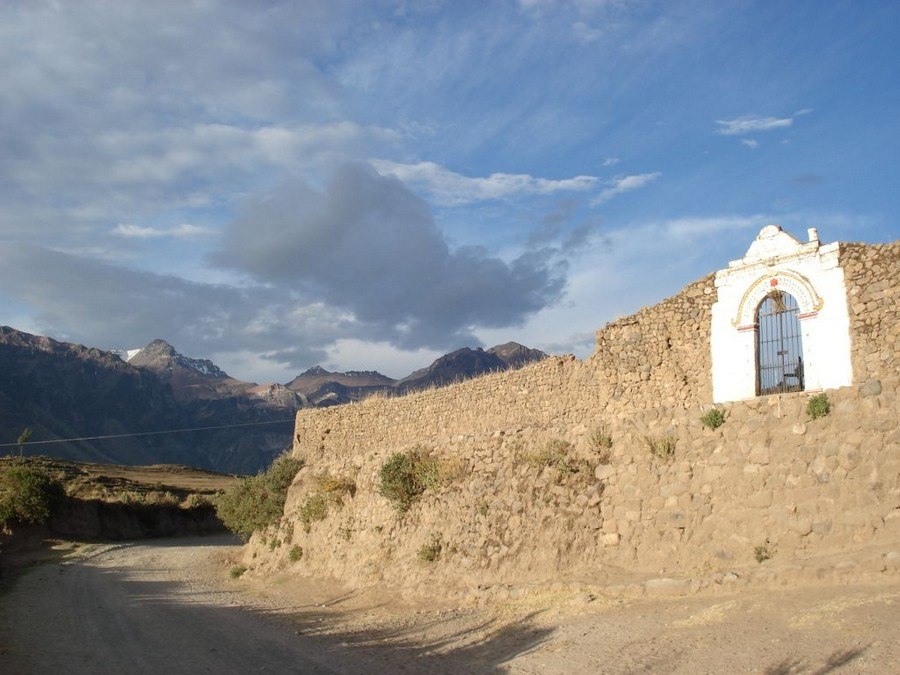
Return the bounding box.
[1,537,898,673]
[0,537,344,674]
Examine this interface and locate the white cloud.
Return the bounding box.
[112,223,215,239]
[371,160,599,206]
[590,172,661,206]
[715,108,812,137]
[602,157,620,166]
[741,139,759,149]
[715,115,793,135]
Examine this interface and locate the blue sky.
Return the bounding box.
[0,0,897,382]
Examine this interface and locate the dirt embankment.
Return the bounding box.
[0,457,236,575]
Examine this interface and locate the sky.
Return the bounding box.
[0,0,897,383]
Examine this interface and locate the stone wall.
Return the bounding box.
[249,380,898,599]
[592,274,716,410]
[840,241,900,383]
[289,273,719,467]
[246,241,899,599]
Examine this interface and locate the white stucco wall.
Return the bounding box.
[711,225,853,403]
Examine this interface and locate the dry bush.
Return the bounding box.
[644,434,677,459]
[298,471,356,532]
[524,439,588,475]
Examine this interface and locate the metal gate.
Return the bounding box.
[756,290,805,395]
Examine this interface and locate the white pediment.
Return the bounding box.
[744,224,803,260]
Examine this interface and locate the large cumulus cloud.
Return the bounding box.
[212,163,566,349]
[0,244,346,370]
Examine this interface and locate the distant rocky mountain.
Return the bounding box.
[285,366,396,407]
[0,326,204,468]
[0,328,296,474]
[128,339,247,401]
[397,343,547,392]
[125,339,301,472]
[0,326,548,473]
[286,342,548,402]
[487,342,548,369]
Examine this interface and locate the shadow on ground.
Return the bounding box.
[0,537,552,674]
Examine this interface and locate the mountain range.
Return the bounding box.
[0,327,546,473]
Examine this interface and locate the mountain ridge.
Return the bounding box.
[0,326,549,472]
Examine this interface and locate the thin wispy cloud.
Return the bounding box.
[741,139,759,149]
[112,223,214,239]
[715,109,812,136]
[371,160,599,206]
[590,172,661,206]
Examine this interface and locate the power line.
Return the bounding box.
[0,418,296,448]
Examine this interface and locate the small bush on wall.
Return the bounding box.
[806,393,831,420]
[379,445,443,512]
[644,434,677,460]
[589,427,613,464]
[297,472,356,533]
[417,533,443,563]
[525,439,588,475]
[700,408,725,430]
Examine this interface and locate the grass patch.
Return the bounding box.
[214,452,304,539]
[644,434,677,460]
[589,427,613,464]
[700,408,725,430]
[475,501,489,517]
[379,445,456,512]
[806,393,830,420]
[417,534,443,563]
[229,564,247,579]
[288,545,303,562]
[525,439,586,475]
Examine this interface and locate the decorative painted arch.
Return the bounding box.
[732,269,823,329]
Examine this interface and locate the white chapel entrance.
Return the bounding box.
[710,225,853,403]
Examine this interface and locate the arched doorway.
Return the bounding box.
[756,290,805,395]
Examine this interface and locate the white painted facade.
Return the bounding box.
[710,225,853,403]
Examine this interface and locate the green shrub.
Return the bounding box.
[475,501,490,517]
[645,434,677,459]
[0,462,63,527]
[288,545,303,562]
[298,493,329,532]
[229,564,247,579]
[214,452,304,538]
[379,446,442,512]
[700,408,725,430]
[417,534,442,563]
[806,393,830,420]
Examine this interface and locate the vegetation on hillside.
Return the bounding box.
[0,460,64,527]
[215,452,304,538]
